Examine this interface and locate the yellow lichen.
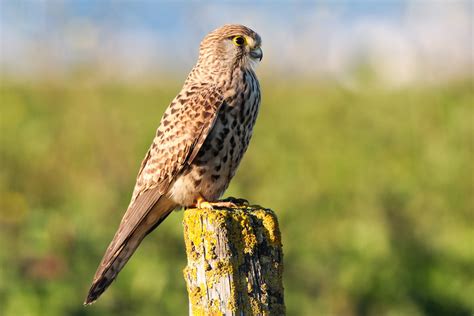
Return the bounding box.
[208,299,223,316]
[204,259,233,290]
[249,296,266,315]
[183,210,204,248]
[253,208,282,246]
[183,205,285,315]
[188,285,205,316]
[236,213,257,254]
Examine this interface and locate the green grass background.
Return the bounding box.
[1,76,473,315]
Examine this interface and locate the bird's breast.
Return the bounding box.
[168,80,260,206]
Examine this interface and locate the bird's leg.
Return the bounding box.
[220,196,249,206]
[196,196,215,210]
[209,200,238,208]
[195,195,242,209]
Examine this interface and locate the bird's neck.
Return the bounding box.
[185,59,248,93]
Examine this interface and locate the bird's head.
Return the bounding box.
[198,24,263,72]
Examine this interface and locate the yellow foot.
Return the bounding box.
[196,199,215,210]
[207,201,238,208]
[221,196,250,206]
[195,197,245,209]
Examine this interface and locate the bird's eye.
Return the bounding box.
[232,36,246,47]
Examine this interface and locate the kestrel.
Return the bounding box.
[84,24,262,304]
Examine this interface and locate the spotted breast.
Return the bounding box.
[169,68,261,206]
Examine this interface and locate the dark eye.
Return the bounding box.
[232,36,246,46]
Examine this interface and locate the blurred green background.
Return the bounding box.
[1,1,473,316]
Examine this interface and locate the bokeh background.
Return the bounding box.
[1,1,473,315]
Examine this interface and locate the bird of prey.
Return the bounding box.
[84,24,263,305]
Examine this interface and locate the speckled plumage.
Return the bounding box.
[85,24,262,304]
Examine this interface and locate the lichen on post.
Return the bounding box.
[182,205,285,316]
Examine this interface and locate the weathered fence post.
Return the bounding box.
[183,205,285,315]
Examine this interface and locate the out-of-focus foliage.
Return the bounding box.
[0,76,473,316]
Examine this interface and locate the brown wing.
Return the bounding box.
[85,84,224,304]
[110,84,224,249]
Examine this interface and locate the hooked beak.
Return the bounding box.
[249,47,263,61]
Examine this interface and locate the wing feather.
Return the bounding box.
[87,84,224,300]
[113,84,223,252]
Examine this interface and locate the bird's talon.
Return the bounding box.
[222,197,249,206]
[214,201,238,208]
[197,200,214,210]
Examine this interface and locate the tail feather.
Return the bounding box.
[84,232,146,305]
[84,197,175,305]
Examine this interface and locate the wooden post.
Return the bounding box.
[183,205,285,316]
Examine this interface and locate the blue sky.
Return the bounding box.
[1,1,472,85]
[1,1,409,32]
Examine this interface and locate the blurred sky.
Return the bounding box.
[1,0,472,86]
